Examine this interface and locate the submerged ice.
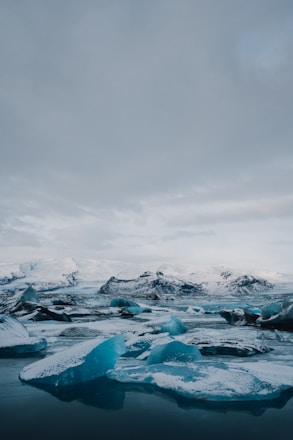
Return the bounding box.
[20,334,126,386]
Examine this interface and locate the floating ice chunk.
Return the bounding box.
[18,285,40,303]
[186,306,204,315]
[195,339,271,357]
[160,315,187,335]
[110,298,139,308]
[0,314,30,339]
[260,302,282,320]
[109,297,151,317]
[1,286,39,314]
[59,326,101,337]
[123,306,151,316]
[108,361,293,402]
[220,307,260,326]
[20,334,126,386]
[0,314,47,356]
[147,341,202,365]
[0,337,47,356]
[258,299,293,330]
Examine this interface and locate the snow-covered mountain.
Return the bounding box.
[0,257,292,297]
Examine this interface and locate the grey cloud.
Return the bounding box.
[1,0,293,270]
[166,195,293,228]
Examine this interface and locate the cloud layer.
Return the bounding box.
[1,0,293,271]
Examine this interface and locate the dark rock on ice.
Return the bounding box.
[0,285,71,322]
[220,306,260,326]
[194,339,271,357]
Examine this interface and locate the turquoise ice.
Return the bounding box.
[20,334,126,386]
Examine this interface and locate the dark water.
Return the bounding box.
[1,357,293,440]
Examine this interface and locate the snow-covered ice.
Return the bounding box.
[0,257,293,405]
[19,334,126,386]
[108,361,293,402]
[0,314,47,356]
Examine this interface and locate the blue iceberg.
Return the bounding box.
[147,340,202,365]
[19,334,126,386]
[110,298,139,308]
[160,315,187,335]
[0,314,47,356]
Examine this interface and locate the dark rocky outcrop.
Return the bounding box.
[99,271,205,299]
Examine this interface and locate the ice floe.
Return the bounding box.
[108,360,293,402]
[20,334,126,386]
[0,314,47,356]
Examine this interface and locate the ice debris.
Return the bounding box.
[108,361,293,402]
[19,334,126,386]
[159,315,187,335]
[0,314,47,356]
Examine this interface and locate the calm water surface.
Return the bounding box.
[1,356,293,440]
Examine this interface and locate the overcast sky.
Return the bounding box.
[1,0,293,271]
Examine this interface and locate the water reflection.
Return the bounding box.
[25,377,293,416]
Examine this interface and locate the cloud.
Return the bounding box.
[1,0,293,271]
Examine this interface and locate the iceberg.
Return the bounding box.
[258,299,293,330]
[0,285,72,322]
[108,361,293,402]
[110,297,139,308]
[109,297,151,317]
[159,315,187,335]
[220,307,260,326]
[147,340,202,365]
[19,334,126,386]
[0,314,47,356]
[195,339,271,357]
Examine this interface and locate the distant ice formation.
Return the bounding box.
[220,299,293,331]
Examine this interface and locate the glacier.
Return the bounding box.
[19,334,126,386]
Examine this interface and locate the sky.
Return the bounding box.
[1,0,293,272]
